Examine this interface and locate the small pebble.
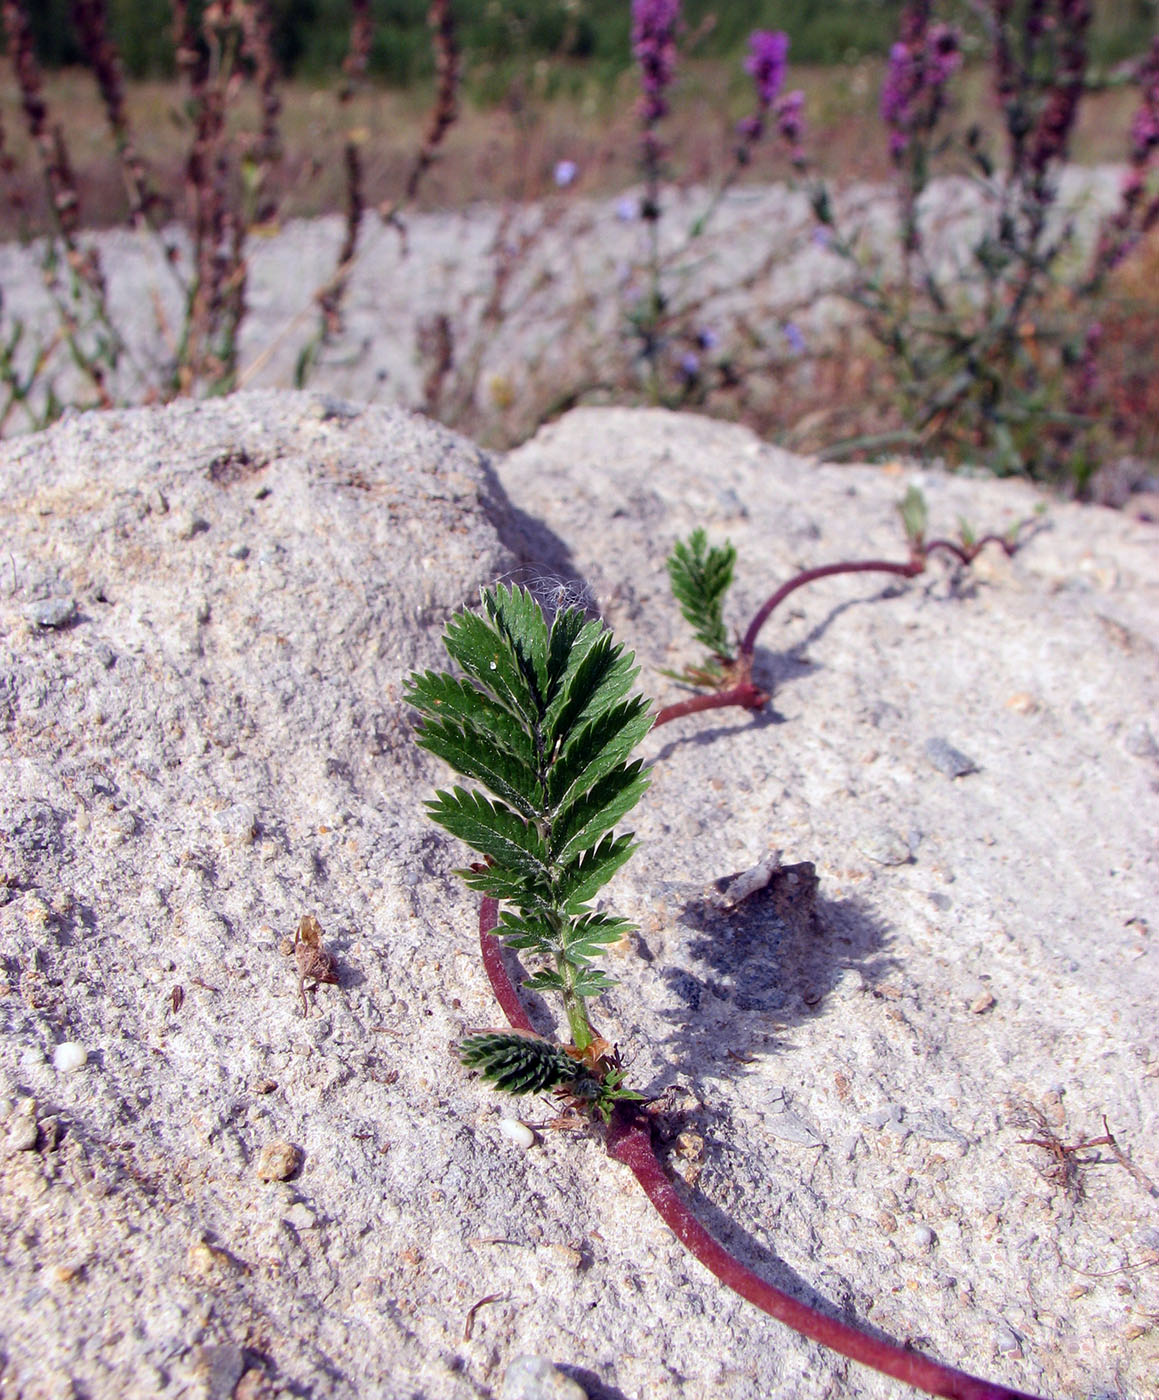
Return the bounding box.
[1005,692,1038,715]
[6,1115,38,1153]
[911,1225,935,1249]
[924,737,978,778]
[1123,722,1158,759]
[227,543,250,560]
[862,1104,905,1131]
[856,826,911,866]
[174,510,209,540]
[993,1325,1021,1357]
[53,1042,88,1073]
[969,989,996,1014]
[283,1203,317,1231]
[256,1140,301,1181]
[766,1110,822,1147]
[501,1355,588,1400]
[497,1118,536,1149]
[23,597,77,629]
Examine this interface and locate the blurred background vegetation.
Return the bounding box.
[10,0,1159,91]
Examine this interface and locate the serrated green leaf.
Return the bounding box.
[443,608,539,726]
[562,912,633,964]
[405,670,535,767]
[494,909,556,951]
[415,719,543,819]
[571,968,617,995]
[414,584,650,1052]
[546,696,654,816]
[558,831,638,911]
[546,606,589,699]
[427,787,549,883]
[523,968,566,992]
[544,627,640,749]
[484,584,549,707]
[457,864,545,905]
[552,761,650,865]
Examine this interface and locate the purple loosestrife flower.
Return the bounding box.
[736,30,790,156]
[745,30,789,109]
[880,10,961,163]
[632,0,681,129]
[774,89,806,160]
[1026,0,1091,180]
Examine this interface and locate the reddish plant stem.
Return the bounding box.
[475,901,1046,1399]
[654,536,1017,730]
[652,680,767,728]
[605,1111,1043,1400]
[739,557,922,659]
[478,898,535,1034]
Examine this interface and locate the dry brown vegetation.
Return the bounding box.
[0,59,1147,237]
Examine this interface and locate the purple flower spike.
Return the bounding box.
[632,0,681,129]
[880,12,961,165]
[774,89,806,149]
[745,30,789,109]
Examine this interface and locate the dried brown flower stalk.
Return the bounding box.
[71,0,166,231]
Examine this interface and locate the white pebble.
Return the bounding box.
[53,1042,88,1073]
[497,1118,535,1149]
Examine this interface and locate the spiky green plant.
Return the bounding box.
[665,529,737,681]
[897,485,928,550]
[405,585,653,1103]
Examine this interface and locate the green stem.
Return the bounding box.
[560,960,593,1051]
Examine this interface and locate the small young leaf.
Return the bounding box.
[459,1031,580,1094]
[898,486,928,546]
[667,529,736,662]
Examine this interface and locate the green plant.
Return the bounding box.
[403,583,652,1117]
[409,513,1053,1400]
[665,526,736,670]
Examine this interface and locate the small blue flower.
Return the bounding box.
[554,160,578,188]
[783,322,806,354]
[616,195,639,222]
[696,327,719,351]
[678,350,701,378]
[811,226,832,249]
